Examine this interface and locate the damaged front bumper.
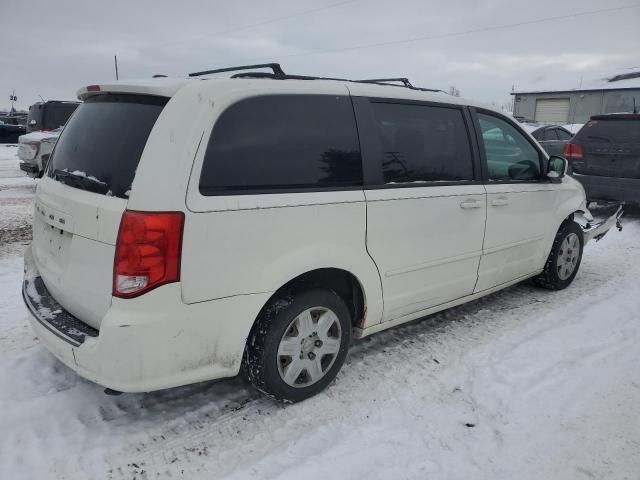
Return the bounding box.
[581,205,624,243]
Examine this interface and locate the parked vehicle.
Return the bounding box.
[565,113,640,205]
[0,114,27,143]
[521,123,574,156]
[562,123,584,135]
[22,65,622,403]
[26,100,79,133]
[18,128,62,176]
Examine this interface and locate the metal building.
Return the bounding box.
[511,72,640,124]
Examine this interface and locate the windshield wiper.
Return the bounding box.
[52,169,109,194]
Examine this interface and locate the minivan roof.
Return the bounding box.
[77,75,503,116]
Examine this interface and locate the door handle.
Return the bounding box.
[460,199,483,209]
[491,197,509,207]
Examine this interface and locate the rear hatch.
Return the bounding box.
[33,93,168,329]
[570,115,640,178]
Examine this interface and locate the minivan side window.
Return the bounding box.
[199,95,362,194]
[478,113,541,181]
[370,102,474,184]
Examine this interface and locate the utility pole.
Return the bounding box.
[9,90,17,113]
[114,55,119,80]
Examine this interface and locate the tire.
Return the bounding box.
[534,221,584,290]
[243,288,351,403]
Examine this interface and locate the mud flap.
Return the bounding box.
[582,205,623,243]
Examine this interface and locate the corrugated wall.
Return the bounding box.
[513,89,640,124]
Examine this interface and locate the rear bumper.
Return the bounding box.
[574,173,640,205]
[23,246,270,392]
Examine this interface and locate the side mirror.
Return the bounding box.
[547,155,568,182]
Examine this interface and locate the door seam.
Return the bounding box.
[472,185,488,293]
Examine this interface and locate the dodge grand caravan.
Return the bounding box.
[22,64,622,402]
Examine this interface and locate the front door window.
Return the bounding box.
[478,114,542,181]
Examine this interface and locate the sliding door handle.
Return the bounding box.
[460,199,483,209]
[491,197,509,207]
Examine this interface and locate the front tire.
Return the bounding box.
[534,221,584,290]
[243,289,351,403]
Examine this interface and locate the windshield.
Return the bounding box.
[47,94,168,198]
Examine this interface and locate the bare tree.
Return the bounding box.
[448,86,461,97]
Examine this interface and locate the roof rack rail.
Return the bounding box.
[189,63,286,79]
[357,77,412,87]
[356,77,445,93]
[187,63,447,93]
[231,71,351,82]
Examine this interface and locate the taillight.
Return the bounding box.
[563,143,583,160]
[113,210,185,298]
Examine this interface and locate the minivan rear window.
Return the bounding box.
[47,94,167,198]
[575,118,640,144]
[199,94,362,194]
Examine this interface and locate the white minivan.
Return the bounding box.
[23,64,622,402]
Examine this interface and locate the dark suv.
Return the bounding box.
[565,114,640,205]
[0,114,27,143]
[26,101,80,133]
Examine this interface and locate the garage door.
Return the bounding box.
[534,98,570,123]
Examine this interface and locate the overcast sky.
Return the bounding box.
[1,0,638,110]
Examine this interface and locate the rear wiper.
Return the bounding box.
[586,135,611,143]
[52,169,109,194]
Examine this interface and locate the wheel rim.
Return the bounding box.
[277,306,342,388]
[556,233,580,280]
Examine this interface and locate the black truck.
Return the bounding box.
[26,100,80,133]
[0,114,27,143]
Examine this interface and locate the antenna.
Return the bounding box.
[114,55,119,80]
[38,94,45,102]
[634,97,637,114]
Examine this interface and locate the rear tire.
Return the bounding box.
[534,221,584,290]
[243,288,351,403]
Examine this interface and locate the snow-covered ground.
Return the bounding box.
[0,144,638,479]
[0,145,36,244]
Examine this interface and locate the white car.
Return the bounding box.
[18,128,62,177]
[22,65,622,402]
